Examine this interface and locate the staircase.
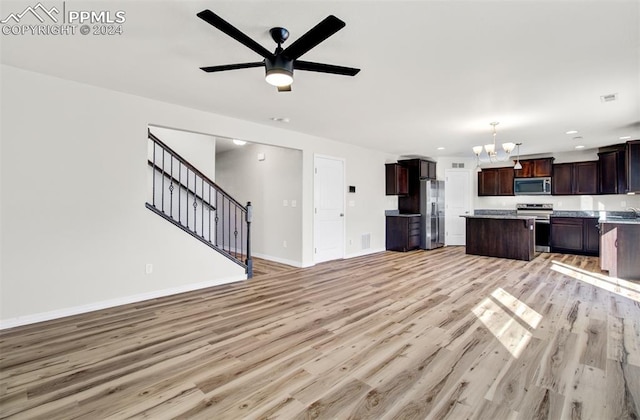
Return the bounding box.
[145,130,253,277]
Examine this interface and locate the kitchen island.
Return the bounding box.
[599,218,640,280]
[463,215,536,261]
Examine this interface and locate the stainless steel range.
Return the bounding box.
[516,203,553,252]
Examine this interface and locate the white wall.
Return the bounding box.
[0,65,396,324]
[216,143,303,266]
[476,194,640,212]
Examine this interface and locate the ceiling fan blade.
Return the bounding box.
[294,60,360,76]
[200,62,264,73]
[197,10,274,59]
[277,85,292,92]
[282,15,345,60]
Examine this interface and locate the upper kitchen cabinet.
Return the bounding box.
[497,167,515,195]
[552,161,598,195]
[478,167,514,196]
[398,158,437,180]
[552,163,573,195]
[514,158,554,178]
[574,161,599,194]
[420,160,437,180]
[385,163,408,195]
[627,140,640,193]
[598,145,627,194]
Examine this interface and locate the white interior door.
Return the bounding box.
[314,155,345,263]
[445,169,472,245]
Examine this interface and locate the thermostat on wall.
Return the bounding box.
[348,186,356,193]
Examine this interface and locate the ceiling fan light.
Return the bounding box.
[265,69,293,87]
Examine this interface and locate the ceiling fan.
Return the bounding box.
[197,10,360,92]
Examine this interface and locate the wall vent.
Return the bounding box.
[452,162,465,168]
[600,93,617,102]
[361,233,371,249]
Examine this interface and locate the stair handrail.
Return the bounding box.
[147,129,252,277]
[148,130,246,211]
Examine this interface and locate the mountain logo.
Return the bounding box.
[1,3,60,24]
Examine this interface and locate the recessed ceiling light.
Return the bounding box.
[575,145,585,149]
[620,136,631,140]
[572,136,583,140]
[232,139,247,146]
[437,147,445,150]
[270,117,290,123]
[565,130,578,135]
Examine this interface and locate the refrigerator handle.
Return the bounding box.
[434,203,438,239]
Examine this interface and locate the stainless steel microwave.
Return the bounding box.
[514,177,552,195]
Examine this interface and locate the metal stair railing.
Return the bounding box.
[145,129,253,277]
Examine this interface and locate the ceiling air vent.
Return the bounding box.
[600,93,617,102]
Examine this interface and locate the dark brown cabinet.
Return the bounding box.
[552,161,598,195]
[420,160,437,180]
[600,222,640,280]
[598,148,627,194]
[386,215,421,252]
[398,158,437,180]
[385,163,408,195]
[397,159,437,214]
[627,140,640,193]
[478,169,498,196]
[552,163,573,195]
[465,216,535,261]
[583,218,601,255]
[574,162,598,194]
[478,167,514,196]
[497,167,514,195]
[550,217,599,256]
[514,158,554,178]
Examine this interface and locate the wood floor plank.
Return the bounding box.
[1,247,639,419]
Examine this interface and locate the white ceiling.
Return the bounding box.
[1,0,638,158]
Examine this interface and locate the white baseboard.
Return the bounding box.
[0,274,247,330]
[252,252,304,268]
[345,247,386,259]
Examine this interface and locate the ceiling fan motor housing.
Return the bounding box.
[265,55,294,86]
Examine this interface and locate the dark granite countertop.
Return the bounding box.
[599,218,640,225]
[387,213,421,218]
[462,215,536,220]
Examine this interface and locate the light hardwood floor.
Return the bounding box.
[1,247,639,419]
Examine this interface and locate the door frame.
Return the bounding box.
[313,154,346,264]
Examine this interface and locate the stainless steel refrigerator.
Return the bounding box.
[419,179,445,249]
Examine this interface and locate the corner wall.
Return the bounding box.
[216,143,303,266]
[0,65,397,324]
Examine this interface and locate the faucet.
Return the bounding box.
[628,207,640,217]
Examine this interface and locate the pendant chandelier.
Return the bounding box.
[473,122,518,172]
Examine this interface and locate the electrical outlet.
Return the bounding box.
[283,200,288,207]
[291,200,297,207]
[621,201,627,208]
[145,263,153,274]
[283,240,287,248]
